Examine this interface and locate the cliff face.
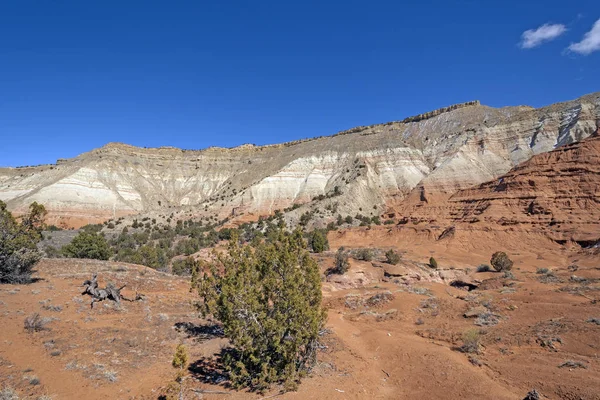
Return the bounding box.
[398,130,600,243]
[0,92,598,227]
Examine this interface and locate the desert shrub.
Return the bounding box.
[538,270,561,284]
[0,387,19,400]
[198,229,325,392]
[355,248,374,261]
[503,271,515,280]
[385,249,401,265]
[474,312,499,327]
[28,376,40,386]
[490,251,513,272]
[62,232,112,260]
[344,215,353,225]
[218,227,238,241]
[171,257,197,276]
[172,343,189,371]
[43,245,61,259]
[165,344,189,399]
[476,264,491,272]
[80,223,103,234]
[429,257,438,269]
[24,313,49,333]
[0,201,45,284]
[536,267,549,274]
[298,211,313,226]
[330,247,350,275]
[307,229,329,253]
[558,360,587,369]
[459,329,480,354]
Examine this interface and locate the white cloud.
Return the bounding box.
[520,23,567,49]
[568,18,600,55]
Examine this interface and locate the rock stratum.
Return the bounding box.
[0,92,599,227]
[398,129,600,244]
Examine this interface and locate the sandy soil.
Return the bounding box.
[1,235,599,399]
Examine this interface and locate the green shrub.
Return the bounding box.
[119,244,167,269]
[0,201,44,283]
[355,248,374,261]
[172,344,188,370]
[330,247,350,275]
[198,229,325,392]
[62,232,112,260]
[490,252,513,272]
[80,223,103,234]
[43,245,62,258]
[385,249,401,265]
[171,257,197,276]
[459,329,480,354]
[429,257,438,269]
[308,229,329,253]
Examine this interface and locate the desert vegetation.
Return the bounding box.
[0,201,46,283]
[197,228,325,392]
[490,251,513,272]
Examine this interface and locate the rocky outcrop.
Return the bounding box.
[400,129,600,243]
[0,92,598,227]
[400,100,481,124]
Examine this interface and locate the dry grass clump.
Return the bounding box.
[24,313,49,333]
[459,329,481,354]
[385,250,401,265]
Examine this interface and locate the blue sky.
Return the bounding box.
[1,0,599,167]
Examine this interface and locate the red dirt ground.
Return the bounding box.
[1,232,599,399]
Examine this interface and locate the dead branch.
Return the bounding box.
[81,273,131,308]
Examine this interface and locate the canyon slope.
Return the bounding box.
[0,92,598,227]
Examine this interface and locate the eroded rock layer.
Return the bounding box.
[0,92,598,227]
[399,131,600,243]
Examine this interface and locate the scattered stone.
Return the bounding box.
[464,306,488,318]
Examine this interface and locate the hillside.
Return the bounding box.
[1,92,598,227]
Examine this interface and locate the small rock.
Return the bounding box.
[464,306,488,318]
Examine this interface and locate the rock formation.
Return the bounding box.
[398,127,600,243]
[0,92,598,227]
